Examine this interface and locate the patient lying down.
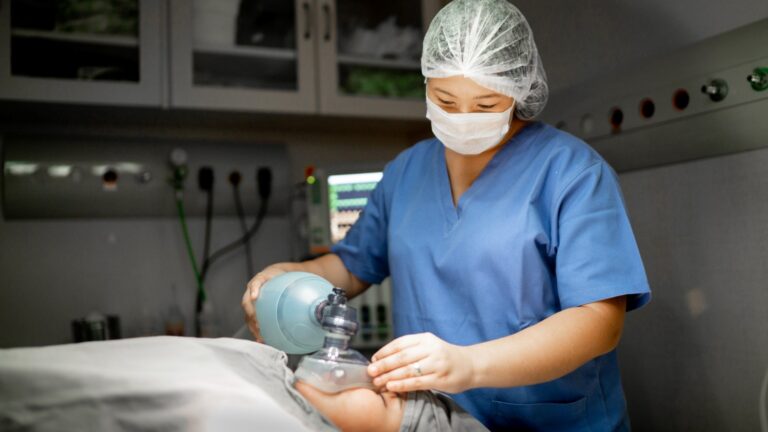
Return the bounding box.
[294,376,485,432]
[0,337,485,431]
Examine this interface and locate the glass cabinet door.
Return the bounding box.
[169,0,316,113]
[0,0,162,106]
[316,0,440,119]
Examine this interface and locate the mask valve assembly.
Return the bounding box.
[255,272,374,393]
[295,287,375,393]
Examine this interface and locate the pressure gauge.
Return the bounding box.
[169,148,188,167]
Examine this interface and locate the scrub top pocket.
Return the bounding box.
[491,397,590,432]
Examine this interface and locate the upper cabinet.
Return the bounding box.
[169,0,317,114]
[316,0,438,118]
[170,0,439,118]
[0,0,163,106]
[1,0,440,119]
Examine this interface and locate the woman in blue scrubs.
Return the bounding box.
[243,0,650,430]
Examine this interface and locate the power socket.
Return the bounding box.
[228,170,242,187]
[198,166,214,191]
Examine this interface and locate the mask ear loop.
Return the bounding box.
[512,99,521,122]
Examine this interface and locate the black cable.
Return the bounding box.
[197,189,212,332]
[200,167,272,280]
[232,176,254,280]
[201,199,268,279]
[202,188,214,270]
[197,168,215,288]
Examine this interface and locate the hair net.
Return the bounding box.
[421,0,548,120]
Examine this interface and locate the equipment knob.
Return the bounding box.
[700,79,728,102]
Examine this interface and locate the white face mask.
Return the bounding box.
[425,96,513,155]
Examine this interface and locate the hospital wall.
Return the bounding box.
[0,118,413,347]
[617,150,768,431]
[513,0,768,93]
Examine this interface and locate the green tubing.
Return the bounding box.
[175,193,206,304]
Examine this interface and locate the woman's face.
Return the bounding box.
[427,76,515,114]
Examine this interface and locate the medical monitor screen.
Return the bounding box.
[327,172,383,244]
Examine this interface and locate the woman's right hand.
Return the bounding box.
[241,265,290,342]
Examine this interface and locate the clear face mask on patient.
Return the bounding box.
[294,288,375,393]
[426,96,513,155]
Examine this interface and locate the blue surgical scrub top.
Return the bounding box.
[332,122,651,431]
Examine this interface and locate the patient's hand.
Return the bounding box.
[294,381,404,432]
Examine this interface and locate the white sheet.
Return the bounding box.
[0,337,337,432]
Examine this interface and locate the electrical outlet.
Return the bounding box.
[197,167,214,191]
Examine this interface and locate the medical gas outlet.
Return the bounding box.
[2,136,289,219]
[747,67,768,91]
[701,78,729,102]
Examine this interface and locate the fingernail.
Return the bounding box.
[369,365,378,374]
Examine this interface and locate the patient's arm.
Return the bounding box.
[294,381,404,432]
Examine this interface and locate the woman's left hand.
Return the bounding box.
[367,332,474,393]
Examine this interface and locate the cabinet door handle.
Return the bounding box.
[302,2,311,40]
[322,3,332,42]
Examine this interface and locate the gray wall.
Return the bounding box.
[513,0,768,93]
[618,150,768,431]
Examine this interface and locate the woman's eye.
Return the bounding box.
[478,104,497,110]
[438,98,455,105]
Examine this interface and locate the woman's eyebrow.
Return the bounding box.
[434,87,499,99]
[474,93,500,100]
[434,87,456,97]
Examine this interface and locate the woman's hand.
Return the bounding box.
[240,255,368,342]
[241,264,291,342]
[367,332,475,394]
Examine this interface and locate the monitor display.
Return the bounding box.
[327,172,383,244]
